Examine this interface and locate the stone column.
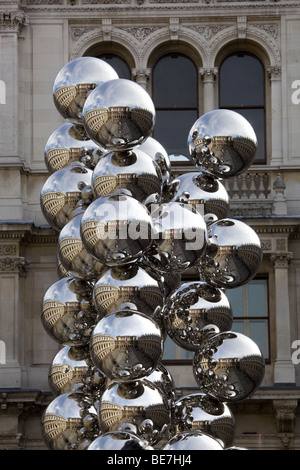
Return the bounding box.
[267,66,283,166]
[271,252,295,385]
[200,68,217,113]
[132,68,151,92]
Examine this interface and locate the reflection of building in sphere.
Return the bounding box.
[43,413,67,447]
[59,238,82,265]
[49,364,87,396]
[91,334,116,361]
[42,300,78,328]
[54,85,77,114]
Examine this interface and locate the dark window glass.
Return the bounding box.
[219,52,266,163]
[153,54,198,161]
[97,54,131,79]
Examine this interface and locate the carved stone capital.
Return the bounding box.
[267,66,282,81]
[132,68,151,88]
[200,67,218,82]
[270,252,293,269]
[0,257,29,276]
[0,11,28,35]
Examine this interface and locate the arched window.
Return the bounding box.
[96,54,131,80]
[152,54,198,161]
[219,52,266,163]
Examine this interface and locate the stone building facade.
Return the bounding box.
[0,0,300,450]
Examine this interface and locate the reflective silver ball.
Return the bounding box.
[87,431,152,450]
[48,345,106,397]
[92,148,162,203]
[82,78,155,151]
[42,392,98,450]
[80,193,154,266]
[137,136,171,185]
[143,201,207,274]
[44,122,106,174]
[146,363,176,408]
[173,393,235,448]
[90,310,163,382]
[98,380,171,444]
[41,277,97,346]
[40,163,93,231]
[167,171,229,223]
[199,218,262,289]
[58,213,107,280]
[193,331,265,402]
[163,281,232,351]
[187,109,257,178]
[162,431,224,450]
[53,57,119,123]
[93,264,164,320]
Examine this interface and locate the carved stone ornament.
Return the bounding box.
[0,257,29,276]
[0,11,28,35]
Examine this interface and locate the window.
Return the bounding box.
[152,54,198,162]
[219,52,266,163]
[226,278,270,360]
[97,54,131,80]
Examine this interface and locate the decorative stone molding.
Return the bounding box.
[270,252,293,268]
[237,16,247,39]
[267,65,282,81]
[0,256,29,276]
[132,68,151,88]
[199,67,218,82]
[0,10,28,35]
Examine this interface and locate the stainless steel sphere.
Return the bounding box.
[40,163,93,231]
[193,331,265,402]
[53,57,119,123]
[92,263,164,320]
[58,213,107,280]
[48,345,106,398]
[80,193,154,266]
[82,78,155,151]
[137,136,171,185]
[41,277,97,346]
[163,281,233,351]
[187,109,257,178]
[146,363,176,408]
[199,218,262,289]
[90,309,164,382]
[87,431,153,450]
[173,393,235,448]
[44,122,106,174]
[98,380,171,444]
[162,431,224,450]
[166,171,229,223]
[41,391,98,450]
[143,201,207,274]
[92,148,162,203]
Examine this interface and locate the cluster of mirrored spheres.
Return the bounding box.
[40,56,265,451]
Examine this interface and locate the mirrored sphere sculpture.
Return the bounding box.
[199,218,262,289]
[41,392,98,450]
[98,380,171,444]
[173,393,235,448]
[44,122,106,174]
[40,163,93,231]
[166,171,229,223]
[90,309,164,382]
[163,281,233,351]
[162,431,224,450]
[92,263,164,320]
[53,57,119,123]
[187,109,257,178]
[82,78,156,151]
[87,431,152,450]
[92,148,162,202]
[41,277,97,346]
[193,331,265,402]
[144,201,207,274]
[137,136,171,186]
[80,193,154,266]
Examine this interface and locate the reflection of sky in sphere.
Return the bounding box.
[103,382,164,408]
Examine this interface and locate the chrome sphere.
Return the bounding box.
[87,431,153,450]
[199,218,262,289]
[48,345,106,397]
[146,363,176,408]
[41,392,98,450]
[143,201,207,274]
[92,264,164,320]
[80,193,153,266]
[138,136,171,185]
[163,281,233,351]
[167,171,229,223]
[98,380,171,444]
[53,57,119,123]
[82,78,155,151]
[162,431,224,450]
[187,109,257,178]
[90,310,164,382]
[40,163,93,231]
[193,331,265,402]
[173,393,235,448]
[58,213,107,280]
[92,148,162,203]
[44,122,106,174]
[41,277,97,346]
